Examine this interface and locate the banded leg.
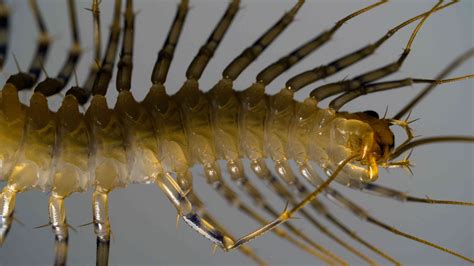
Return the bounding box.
[226,161,377,265]
[186,0,240,80]
[6,0,51,90]
[154,172,333,264]
[92,0,122,96]
[285,1,456,92]
[67,0,103,104]
[116,0,134,92]
[310,1,443,102]
[0,0,9,69]
[151,0,189,85]
[188,193,268,266]
[222,0,304,81]
[249,159,400,265]
[256,1,387,86]
[293,157,474,263]
[203,175,342,265]
[35,0,82,96]
[329,74,474,111]
[394,47,474,119]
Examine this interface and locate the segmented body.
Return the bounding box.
[0,1,472,265]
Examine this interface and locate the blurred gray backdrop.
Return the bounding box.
[0,0,472,265]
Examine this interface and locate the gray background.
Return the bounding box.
[0,0,472,265]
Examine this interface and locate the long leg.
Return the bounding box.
[151,0,189,85]
[92,0,122,96]
[154,172,333,264]
[329,73,474,111]
[6,0,51,90]
[291,156,474,263]
[116,0,134,92]
[311,1,442,101]
[285,1,456,93]
[35,0,81,96]
[0,0,9,69]
[185,0,240,81]
[310,1,443,102]
[394,47,474,120]
[66,0,102,104]
[201,174,343,265]
[188,193,268,266]
[249,159,400,265]
[222,0,304,81]
[256,1,387,86]
[227,164,377,265]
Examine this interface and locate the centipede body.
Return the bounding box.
[0,1,472,265]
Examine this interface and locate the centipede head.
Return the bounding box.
[335,110,395,182]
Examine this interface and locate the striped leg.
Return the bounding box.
[116,0,135,92]
[285,1,456,93]
[92,0,122,96]
[35,0,82,96]
[185,0,240,80]
[256,1,387,86]
[329,73,474,111]
[295,159,474,263]
[226,161,377,265]
[67,0,103,104]
[250,159,400,265]
[188,193,268,266]
[222,0,304,81]
[48,194,69,266]
[310,1,443,102]
[151,0,189,85]
[200,171,342,265]
[6,0,51,90]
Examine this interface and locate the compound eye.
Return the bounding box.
[363,110,379,119]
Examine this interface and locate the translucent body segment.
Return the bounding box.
[174,80,221,185]
[86,95,128,192]
[8,92,55,191]
[143,84,191,191]
[51,95,90,198]
[264,88,295,162]
[208,79,241,162]
[115,91,162,184]
[0,85,26,180]
[238,83,267,161]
